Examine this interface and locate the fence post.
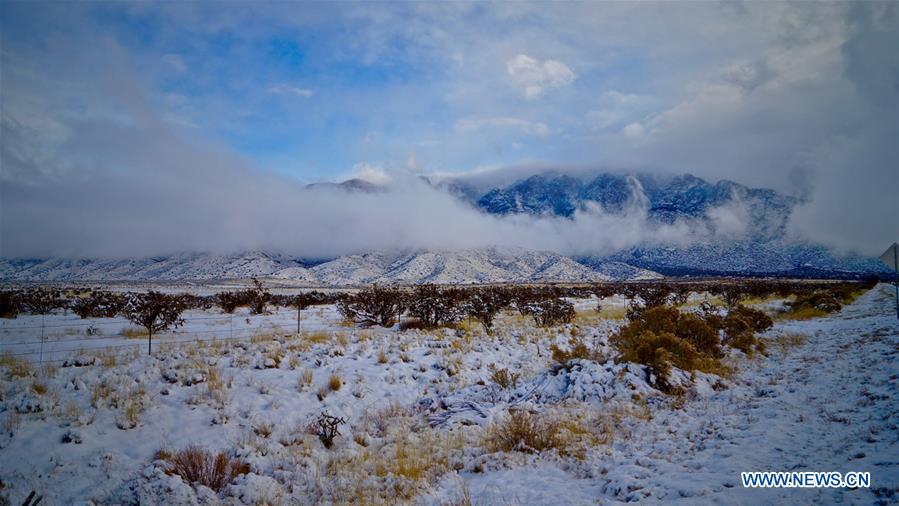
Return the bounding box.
[39,313,45,363]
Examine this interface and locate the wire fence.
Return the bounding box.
[0,308,340,365]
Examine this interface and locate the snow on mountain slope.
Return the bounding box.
[0,249,643,284]
[372,248,612,285]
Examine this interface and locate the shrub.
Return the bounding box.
[616,330,698,392]
[488,365,520,390]
[463,287,511,334]
[484,410,563,454]
[611,305,723,391]
[338,285,405,327]
[521,297,576,327]
[788,291,843,315]
[310,411,346,449]
[20,288,68,315]
[549,337,595,366]
[0,290,22,318]
[407,284,465,328]
[216,291,241,313]
[722,305,772,355]
[72,291,125,319]
[158,446,250,492]
[676,313,721,357]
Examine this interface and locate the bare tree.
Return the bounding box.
[122,291,185,355]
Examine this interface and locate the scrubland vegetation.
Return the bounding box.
[0,276,889,504]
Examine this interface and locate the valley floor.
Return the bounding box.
[0,285,896,505]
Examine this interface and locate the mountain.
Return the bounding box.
[0,248,656,285]
[459,172,798,241]
[606,242,890,278]
[2,170,888,282]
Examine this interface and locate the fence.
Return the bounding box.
[0,307,340,365]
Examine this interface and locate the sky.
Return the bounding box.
[0,1,897,259]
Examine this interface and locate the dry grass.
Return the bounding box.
[303,330,332,344]
[489,366,520,390]
[377,349,389,364]
[768,331,808,355]
[776,307,827,321]
[297,369,314,391]
[253,421,274,439]
[328,372,342,391]
[0,354,32,377]
[30,381,48,395]
[576,306,627,323]
[483,409,565,454]
[157,445,250,492]
[314,425,463,503]
[121,326,148,338]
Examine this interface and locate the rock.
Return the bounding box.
[185,372,206,386]
[162,369,179,384]
[62,429,83,444]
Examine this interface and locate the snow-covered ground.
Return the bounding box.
[0,285,896,504]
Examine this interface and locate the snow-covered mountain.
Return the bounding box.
[437,171,798,242]
[0,248,658,285]
[1,170,889,282]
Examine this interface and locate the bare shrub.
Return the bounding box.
[216,291,242,313]
[338,285,405,327]
[407,284,465,328]
[71,291,125,319]
[20,288,68,315]
[0,290,21,318]
[462,287,511,334]
[158,446,250,492]
[521,297,576,327]
[310,411,346,449]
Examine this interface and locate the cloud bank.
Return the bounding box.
[0,2,896,259]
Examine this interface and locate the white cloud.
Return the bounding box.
[506,54,576,99]
[455,116,550,136]
[348,162,392,184]
[267,85,315,98]
[604,90,644,106]
[621,122,645,139]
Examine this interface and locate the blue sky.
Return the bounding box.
[1,1,897,256]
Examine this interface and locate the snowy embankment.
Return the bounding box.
[451,284,899,505]
[0,286,896,504]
